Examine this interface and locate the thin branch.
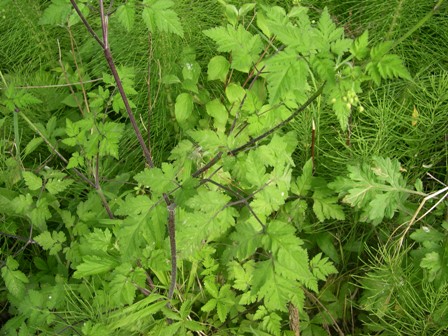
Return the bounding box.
[167,203,177,301]
[69,0,104,48]
[229,83,325,156]
[0,231,37,244]
[192,84,325,178]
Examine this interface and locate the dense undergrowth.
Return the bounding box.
[0,0,447,335]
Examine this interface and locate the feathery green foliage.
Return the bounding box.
[1,0,447,335]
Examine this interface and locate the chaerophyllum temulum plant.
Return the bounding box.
[0,0,415,334]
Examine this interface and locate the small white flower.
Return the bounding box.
[48,295,52,299]
[186,63,193,70]
[422,226,430,233]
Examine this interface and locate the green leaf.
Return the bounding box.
[186,187,231,214]
[74,255,119,278]
[175,93,194,123]
[410,227,445,243]
[1,257,29,298]
[189,129,227,152]
[38,0,71,25]
[261,311,282,336]
[312,187,345,222]
[225,83,246,105]
[350,30,369,60]
[30,197,53,231]
[116,1,135,32]
[331,38,352,56]
[142,0,184,37]
[134,163,176,196]
[34,231,67,255]
[204,24,263,72]
[22,171,42,191]
[291,159,313,196]
[228,260,255,291]
[376,54,411,81]
[252,259,296,312]
[98,121,125,159]
[201,298,217,313]
[309,253,338,281]
[229,220,263,260]
[420,252,442,282]
[262,220,303,254]
[315,7,344,51]
[206,99,228,132]
[207,56,230,82]
[314,232,340,264]
[24,138,44,157]
[264,49,309,104]
[45,177,74,195]
[12,193,33,215]
[83,228,113,252]
[109,263,145,306]
[68,2,89,26]
[370,41,394,60]
[329,156,410,224]
[67,152,84,169]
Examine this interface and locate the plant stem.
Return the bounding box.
[229,83,325,156]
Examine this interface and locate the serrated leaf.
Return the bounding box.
[204,277,219,298]
[309,253,338,281]
[204,24,263,72]
[98,122,124,159]
[331,38,352,56]
[207,56,230,82]
[110,264,138,306]
[201,298,217,312]
[24,138,44,157]
[420,252,442,282]
[261,311,282,336]
[34,231,66,255]
[228,260,254,291]
[116,1,135,32]
[45,178,74,195]
[377,54,411,81]
[262,220,303,253]
[189,129,227,152]
[312,189,345,222]
[74,255,119,278]
[175,93,193,123]
[1,257,29,298]
[350,30,369,60]
[264,49,309,104]
[410,227,445,243]
[252,259,296,312]
[30,197,53,231]
[38,0,71,25]
[229,220,263,260]
[332,98,351,130]
[142,0,184,37]
[84,228,113,252]
[134,163,176,196]
[66,152,84,169]
[370,41,394,60]
[22,171,42,191]
[291,159,313,196]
